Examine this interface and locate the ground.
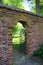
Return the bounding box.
[13,49,43,65]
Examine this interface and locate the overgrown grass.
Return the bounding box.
[12,44,20,50]
[12,38,20,44]
[12,37,26,54]
[12,42,26,55]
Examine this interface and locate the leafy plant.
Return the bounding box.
[33,43,43,58]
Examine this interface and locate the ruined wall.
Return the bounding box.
[0,6,43,65]
[0,14,13,65]
[28,20,43,55]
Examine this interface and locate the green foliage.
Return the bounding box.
[40,0,43,3]
[12,44,20,50]
[12,23,19,34]
[12,22,25,34]
[33,43,43,58]
[0,0,3,4]
[31,7,36,13]
[0,0,43,15]
[0,0,24,9]
[40,4,43,15]
[30,0,43,15]
[40,0,43,15]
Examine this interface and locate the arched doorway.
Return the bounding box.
[12,21,28,63]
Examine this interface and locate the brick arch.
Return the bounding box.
[18,21,28,27]
[12,20,29,53]
[12,19,29,28]
[7,20,29,65]
[12,20,28,53]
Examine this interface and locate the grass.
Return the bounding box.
[12,38,20,44]
[12,37,20,50]
[12,37,26,54]
[12,44,20,50]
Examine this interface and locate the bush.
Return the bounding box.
[33,43,43,58]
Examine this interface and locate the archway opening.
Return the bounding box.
[12,21,27,53]
[12,21,27,62]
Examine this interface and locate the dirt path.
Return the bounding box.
[13,49,41,65]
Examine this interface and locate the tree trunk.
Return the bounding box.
[36,0,40,14]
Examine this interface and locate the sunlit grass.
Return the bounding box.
[12,37,20,50]
[12,38,20,44]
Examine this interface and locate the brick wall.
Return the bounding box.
[0,5,43,65]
